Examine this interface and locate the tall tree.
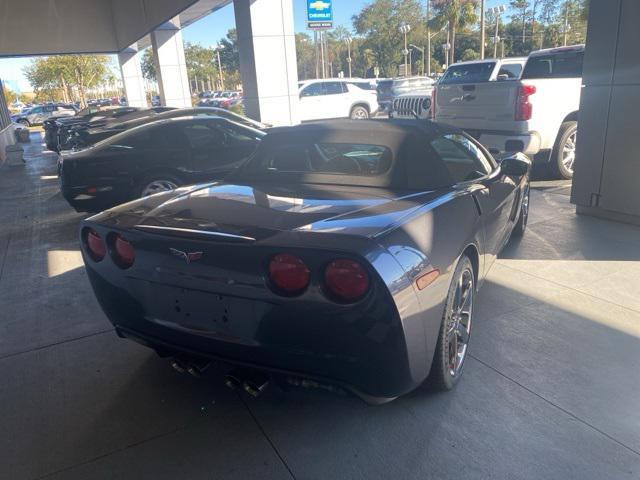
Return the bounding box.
[510,0,530,43]
[429,0,478,65]
[24,55,111,106]
[353,0,427,77]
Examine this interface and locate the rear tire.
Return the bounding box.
[551,121,577,180]
[18,119,30,127]
[135,174,181,198]
[350,105,369,120]
[511,185,530,237]
[428,255,475,391]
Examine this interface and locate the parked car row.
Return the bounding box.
[385,45,583,179]
[197,91,242,109]
[433,45,583,179]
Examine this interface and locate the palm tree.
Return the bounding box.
[429,0,478,65]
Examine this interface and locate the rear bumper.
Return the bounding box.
[85,264,424,399]
[464,129,542,157]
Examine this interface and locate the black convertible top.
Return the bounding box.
[233,119,462,190]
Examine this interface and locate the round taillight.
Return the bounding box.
[84,228,106,262]
[324,259,370,302]
[268,253,310,295]
[111,234,135,269]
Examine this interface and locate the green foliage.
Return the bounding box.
[353,0,428,77]
[461,48,479,61]
[23,55,111,105]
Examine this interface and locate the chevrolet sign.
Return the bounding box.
[307,0,333,29]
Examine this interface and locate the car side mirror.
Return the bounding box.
[500,153,531,176]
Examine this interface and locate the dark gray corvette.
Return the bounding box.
[79,120,530,403]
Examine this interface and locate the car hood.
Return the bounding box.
[92,182,451,240]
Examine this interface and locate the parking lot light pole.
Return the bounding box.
[480,0,485,59]
[488,5,507,59]
[410,44,425,76]
[399,23,411,77]
[345,37,353,78]
[211,44,225,91]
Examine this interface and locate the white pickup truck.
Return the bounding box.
[434,45,584,179]
[392,58,525,120]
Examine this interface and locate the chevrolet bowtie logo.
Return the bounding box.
[169,248,204,264]
[309,1,330,11]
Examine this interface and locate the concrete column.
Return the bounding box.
[118,43,148,108]
[150,16,192,108]
[571,0,640,225]
[233,0,300,126]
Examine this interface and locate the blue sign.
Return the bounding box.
[307,0,333,29]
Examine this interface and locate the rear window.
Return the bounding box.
[521,51,584,79]
[497,63,523,79]
[440,62,496,84]
[244,143,392,177]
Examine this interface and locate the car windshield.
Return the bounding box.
[440,62,497,84]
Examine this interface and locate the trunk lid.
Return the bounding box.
[104,182,446,241]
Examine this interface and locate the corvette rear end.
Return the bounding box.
[79,186,440,402]
[79,120,530,403]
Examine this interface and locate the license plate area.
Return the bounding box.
[136,281,233,333]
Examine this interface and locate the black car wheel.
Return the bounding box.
[18,119,30,127]
[429,255,474,391]
[136,175,181,198]
[512,185,530,237]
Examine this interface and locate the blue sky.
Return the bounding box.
[1,0,507,92]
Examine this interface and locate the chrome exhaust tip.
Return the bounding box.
[171,360,186,373]
[224,372,243,390]
[242,371,270,398]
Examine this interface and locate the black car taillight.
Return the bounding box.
[110,234,135,269]
[83,228,106,262]
[324,259,370,303]
[268,253,310,296]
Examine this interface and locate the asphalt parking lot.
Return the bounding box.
[1,133,639,480]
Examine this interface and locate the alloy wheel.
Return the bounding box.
[446,267,473,377]
[562,131,577,175]
[351,107,369,120]
[521,186,530,229]
[141,180,178,197]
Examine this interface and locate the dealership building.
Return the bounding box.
[1,0,638,224]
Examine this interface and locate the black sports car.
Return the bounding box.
[69,107,268,150]
[56,107,174,152]
[79,120,530,403]
[46,107,141,152]
[43,106,104,151]
[59,115,264,213]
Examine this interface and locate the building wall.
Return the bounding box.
[571,0,640,224]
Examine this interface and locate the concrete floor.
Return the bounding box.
[1,134,639,480]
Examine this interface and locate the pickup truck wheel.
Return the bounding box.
[350,105,369,120]
[552,121,577,180]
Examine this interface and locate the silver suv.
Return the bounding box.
[12,104,76,126]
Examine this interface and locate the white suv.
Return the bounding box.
[298,79,378,122]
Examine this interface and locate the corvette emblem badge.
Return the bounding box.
[169,248,204,264]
